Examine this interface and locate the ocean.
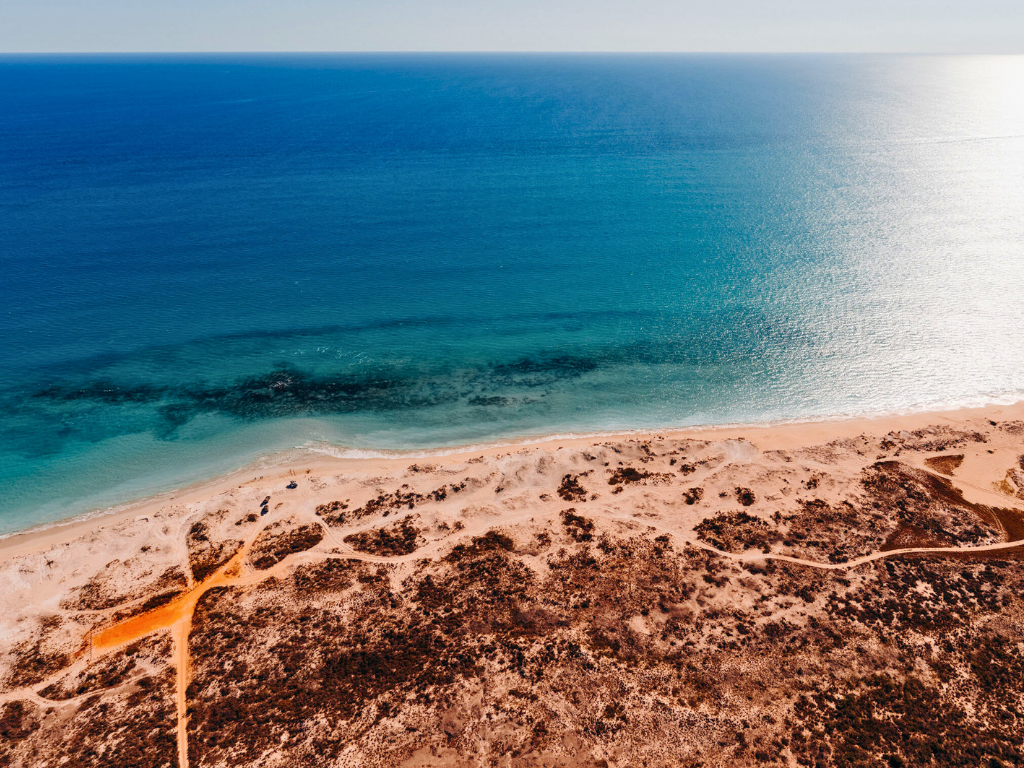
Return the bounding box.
[1,53,1023,534]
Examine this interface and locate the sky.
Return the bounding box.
[1,0,1022,53]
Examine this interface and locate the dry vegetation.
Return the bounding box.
[2,418,1024,768]
[188,517,241,583]
[248,521,324,570]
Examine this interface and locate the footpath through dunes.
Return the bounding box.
[3,407,1024,768]
[90,555,243,657]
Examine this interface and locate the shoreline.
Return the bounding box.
[4,394,1024,765]
[3,397,1023,561]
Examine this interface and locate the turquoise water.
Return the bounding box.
[2,54,1023,534]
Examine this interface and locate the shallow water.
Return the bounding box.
[1,54,1023,533]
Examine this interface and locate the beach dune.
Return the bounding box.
[2,402,1024,767]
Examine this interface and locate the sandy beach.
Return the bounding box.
[5,400,1024,561]
[2,401,1024,767]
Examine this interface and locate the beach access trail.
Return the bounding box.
[4,495,1023,768]
[3,400,1024,768]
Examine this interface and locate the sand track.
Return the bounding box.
[36,492,1013,768]
[4,404,1024,768]
[4,498,1022,768]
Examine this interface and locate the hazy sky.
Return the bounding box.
[1,0,1022,53]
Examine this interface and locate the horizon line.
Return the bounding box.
[3,50,1023,57]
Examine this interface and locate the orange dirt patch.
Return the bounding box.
[91,554,244,657]
[92,599,190,654]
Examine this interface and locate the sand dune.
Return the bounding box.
[2,402,1024,767]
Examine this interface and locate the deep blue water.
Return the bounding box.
[2,54,1023,534]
